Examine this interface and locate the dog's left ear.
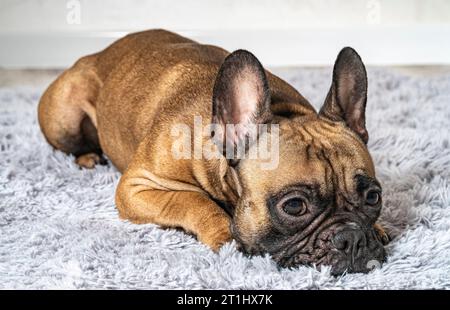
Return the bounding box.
[320,47,369,143]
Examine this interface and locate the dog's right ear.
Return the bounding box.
[212,50,272,154]
[319,47,369,143]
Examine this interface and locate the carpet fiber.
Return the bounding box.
[1,67,449,289]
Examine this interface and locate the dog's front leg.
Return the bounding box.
[374,223,391,245]
[115,169,232,251]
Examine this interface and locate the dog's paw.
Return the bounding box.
[75,153,106,169]
[198,216,232,252]
[374,223,391,245]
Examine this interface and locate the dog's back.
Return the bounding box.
[38,29,312,171]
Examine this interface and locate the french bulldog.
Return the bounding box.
[38,29,389,275]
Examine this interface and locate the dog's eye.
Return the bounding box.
[366,190,380,205]
[282,198,307,216]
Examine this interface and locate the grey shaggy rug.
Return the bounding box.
[1,67,450,289]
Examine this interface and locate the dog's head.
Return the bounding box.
[211,48,385,275]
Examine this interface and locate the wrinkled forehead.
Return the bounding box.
[239,118,375,196]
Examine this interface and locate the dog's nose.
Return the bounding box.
[330,228,386,275]
[332,229,366,255]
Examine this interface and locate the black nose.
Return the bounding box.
[330,228,386,275]
[332,229,366,256]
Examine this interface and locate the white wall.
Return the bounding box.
[1,0,450,67]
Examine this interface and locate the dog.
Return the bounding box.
[38,29,389,274]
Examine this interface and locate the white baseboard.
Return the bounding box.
[1,26,449,68]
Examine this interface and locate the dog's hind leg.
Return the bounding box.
[38,55,105,169]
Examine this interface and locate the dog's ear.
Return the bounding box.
[320,47,369,143]
[212,49,272,155]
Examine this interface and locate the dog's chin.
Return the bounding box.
[265,247,385,276]
[232,228,386,275]
[272,245,335,270]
